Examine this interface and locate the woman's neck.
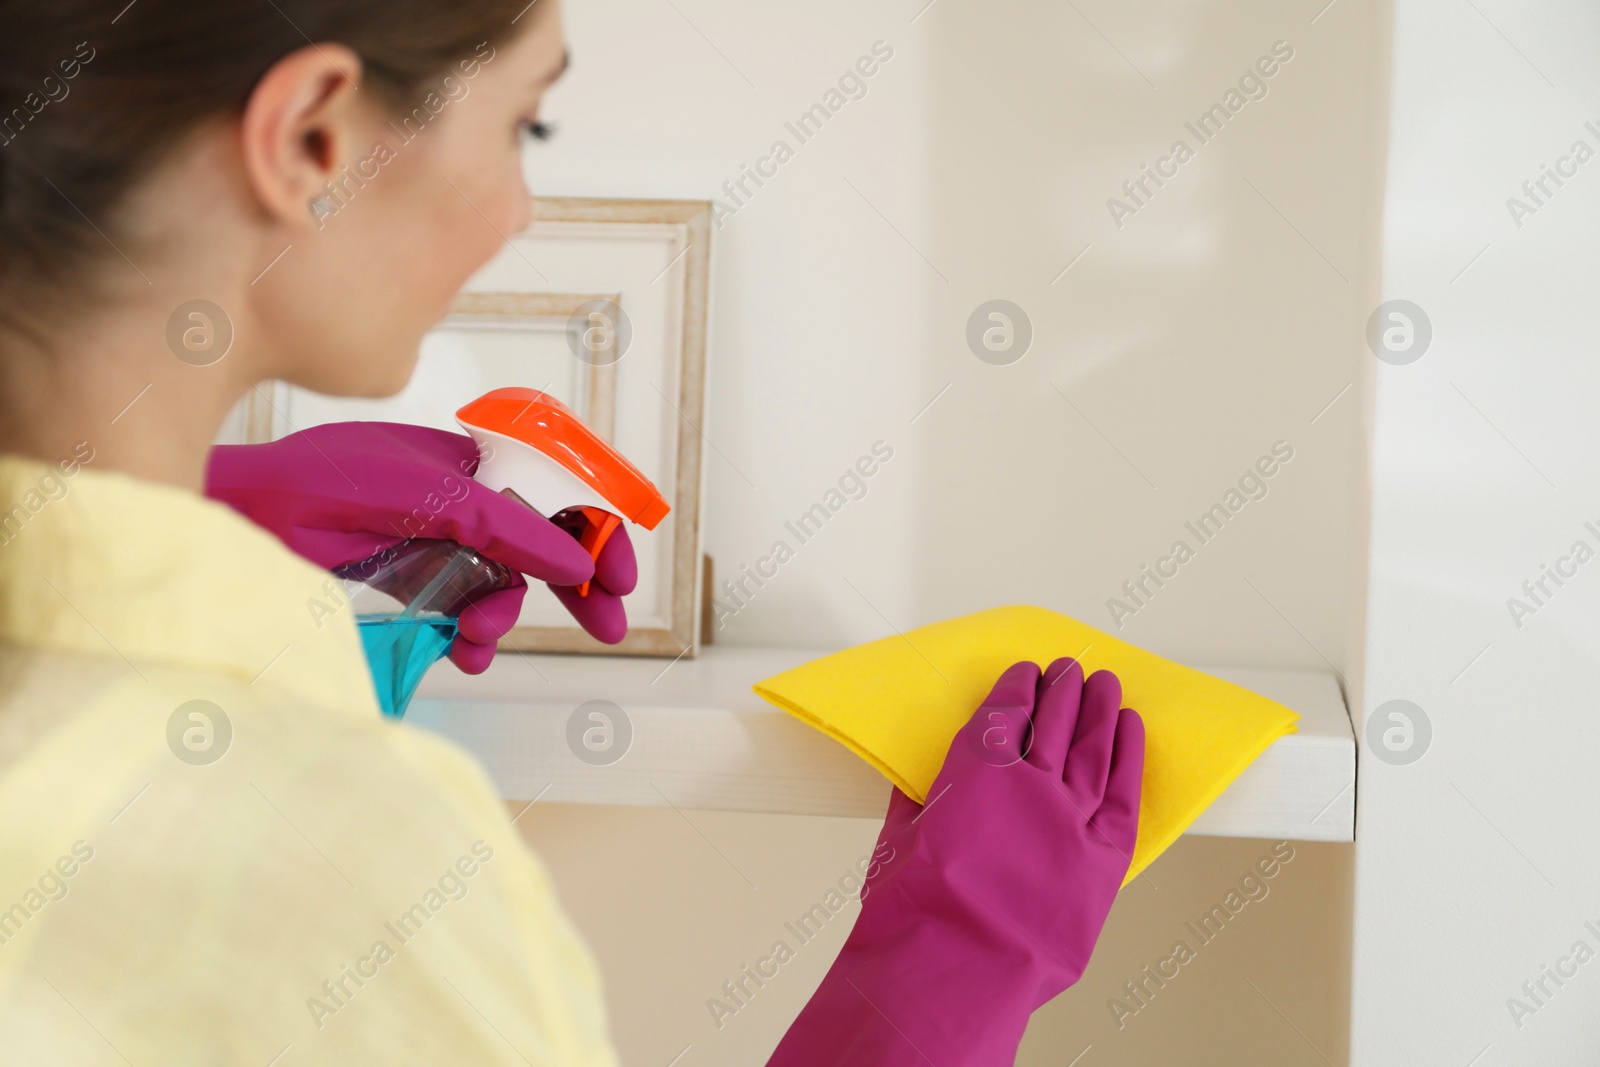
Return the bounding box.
[0,290,250,492]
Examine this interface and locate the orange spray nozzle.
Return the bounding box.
[457,387,670,598]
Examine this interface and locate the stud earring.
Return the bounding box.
[309,196,334,223]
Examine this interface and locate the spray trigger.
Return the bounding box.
[551,506,623,597]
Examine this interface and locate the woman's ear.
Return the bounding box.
[237,44,366,228]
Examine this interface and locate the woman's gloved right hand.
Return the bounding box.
[769,658,1144,1066]
[205,423,637,670]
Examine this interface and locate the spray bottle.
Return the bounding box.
[337,387,670,716]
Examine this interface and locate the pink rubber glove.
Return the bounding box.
[205,422,638,670]
[769,658,1144,1066]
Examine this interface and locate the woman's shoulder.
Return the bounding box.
[0,647,522,890]
[0,644,617,1064]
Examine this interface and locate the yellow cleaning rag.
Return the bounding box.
[753,605,1299,884]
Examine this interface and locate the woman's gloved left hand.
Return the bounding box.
[205,422,638,671]
[769,658,1144,1066]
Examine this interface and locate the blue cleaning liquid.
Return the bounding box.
[355,613,458,718]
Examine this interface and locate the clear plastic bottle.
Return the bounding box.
[334,539,515,717]
[338,386,671,717]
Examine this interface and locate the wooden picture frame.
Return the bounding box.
[222,196,713,659]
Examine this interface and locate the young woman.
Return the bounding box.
[0,1,1143,1062]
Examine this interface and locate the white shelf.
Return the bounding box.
[409,645,1355,842]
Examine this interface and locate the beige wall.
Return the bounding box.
[909,0,1386,674]
[519,0,1389,1060]
[519,804,1352,1065]
[533,0,1385,667]
[1022,836,1352,1066]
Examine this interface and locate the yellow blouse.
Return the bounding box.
[0,454,616,1065]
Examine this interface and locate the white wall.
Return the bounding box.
[1354,0,1600,1061]
[521,0,1390,1062]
